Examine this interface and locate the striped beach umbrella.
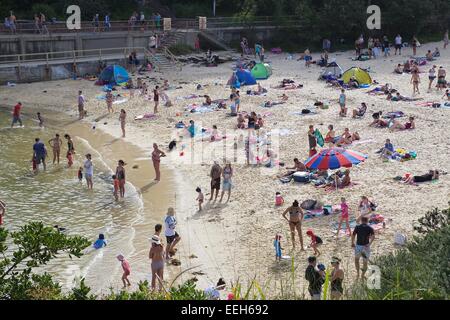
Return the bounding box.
[304,148,367,170]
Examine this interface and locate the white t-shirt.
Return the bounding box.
[84,159,93,176]
[395,36,402,45]
[164,215,177,237]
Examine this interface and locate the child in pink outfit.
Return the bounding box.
[336,197,352,237]
[117,254,131,288]
[275,192,284,206]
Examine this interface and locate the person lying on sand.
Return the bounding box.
[369,112,390,128]
[367,83,392,95]
[278,158,308,178]
[257,83,267,94]
[394,64,403,74]
[263,100,285,108]
[402,170,439,185]
[336,128,360,146]
[279,93,289,101]
[387,92,423,102]
[389,116,415,131]
[352,103,368,118]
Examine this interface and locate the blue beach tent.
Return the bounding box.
[99,65,129,85]
[235,69,257,85]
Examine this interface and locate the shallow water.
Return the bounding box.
[0,109,144,293]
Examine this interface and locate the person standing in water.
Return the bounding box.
[11,102,23,128]
[32,138,47,172]
[282,200,305,250]
[64,134,75,167]
[115,160,126,198]
[84,153,94,189]
[151,143,166,181]
[119,109,126,138]
[48,134,63,164]
[37,112,43,127]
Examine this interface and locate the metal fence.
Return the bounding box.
[0,16,300,35]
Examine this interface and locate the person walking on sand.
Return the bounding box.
[219,163,233,203]
[84,153,94,189]
[209,161,222,201]
[428,65,437,91]
[351,216,375,280]
[444,30,449,49]
[48,133,63,164]
[115,160,126,198]
[11,102,23,128]
[282,200,305,250]
[117,254,131,288]
[330,257,344,300]
[411,70,420,95]
[164,207,181,260]
[149,235,164,291]
[32,138,47,172]
[106,89,114,113]
[394,34,402,55]
[151,143,166,181]
[78,91,85,119]
[153,86,160,113]
[336,197,352,237]
[119,109,126,137]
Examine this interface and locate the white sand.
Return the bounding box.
[2,40,450,296]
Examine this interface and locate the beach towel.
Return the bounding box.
[113,98,128,105]
[314,129,324,147]
[304,205,341,221]
[383,111,404,119]
[176,94,199,101]
[290,109,318,116]
[134,113,157,120]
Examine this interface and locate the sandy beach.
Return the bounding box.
[2,40,450,296]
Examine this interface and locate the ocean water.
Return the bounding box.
[0,109,144,293]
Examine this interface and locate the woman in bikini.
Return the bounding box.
[152,143,166,181]
[390,116,415,131]
[411,70,420,95]
[115,160,126,198]
[282,200,305,250]
[336,128,359,146]
[119,109,126,138]
[149,235,165,291]
[48,133,63,164]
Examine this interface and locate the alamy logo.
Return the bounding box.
[66,5,81,30]
[366,265,381,289]
[366,5,381,30]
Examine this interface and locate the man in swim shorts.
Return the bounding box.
[32,138,47,172]
[209,161,222,201]
[164,207,180,260]
[11,102,23,128]
[351,216,375,280]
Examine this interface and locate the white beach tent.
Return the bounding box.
[321,60,343,78]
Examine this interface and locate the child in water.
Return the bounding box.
[37,112,43,127]
[117,254,131,288]
[273,233,283,261]
[77,167,83,183]
[196,187,204,211]
[93,233,107,249]
[275,192,284,206]
[112,174,120,201]
[306,230,323,256]
[67,151,74,168]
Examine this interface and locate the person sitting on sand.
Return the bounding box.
[432,47,440,58]
[442,89,450,100]
[369,112,388,128]
[324,125,337,144]
[390,116,415,131]
[394,64,403,74]
[324,169,351,190]
[347,77,359,89]
[338,169,352,188]
[403,60,411,73]
[257,83,267,94]
[336,128,359,145]
[279,158,307,178]
[237,113,246,129]
[426,50,433,61]
[402,170,439,185]
[203,95,212,106]
[352,102,368,118]
[379,138,395,159]
[280,93,289,101]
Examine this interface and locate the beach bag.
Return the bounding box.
[301,199,317,210]
[394,232,407,245]
[301,109,311,114]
